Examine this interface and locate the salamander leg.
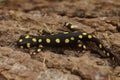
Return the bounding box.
[30,45,43,55]
[64,22,81,31]
[77,40,87,50]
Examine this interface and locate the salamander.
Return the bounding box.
[17,22,119,65]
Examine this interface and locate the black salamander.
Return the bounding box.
[17,22,119,65]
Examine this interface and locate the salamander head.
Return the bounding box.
[17,35,38,48]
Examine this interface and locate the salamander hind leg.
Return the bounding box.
[64,22,81,31]
[91,37,119,65]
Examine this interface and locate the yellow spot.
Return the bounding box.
[46,38,51,43]
[107,53,110,56]
[88,35,92,39]
[103,50,106,54]
[37,49,41,52]
[65,38,69,43]
[39,45,43,48]
[99,44,102,49]
[65,22,69,26]
[51,34,54,35]
[25,35,30,39]
[112,57,114,61]
[19,39,23,42]
[63,32,69,34]
[70,25,74,29]
[78,44,82,47]
[93,35,96,38]
[38,39,42,43]
[20,46,23,48]
[77,40,81,43]
[55,38,60,43]
[70,37,75,40]
[27,43,30,48]
[83,45,86,49]
[32,52,36,55]
[79,35,83,39]
[32,38,37,42]
[82,33,87,35]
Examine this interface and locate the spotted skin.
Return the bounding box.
[17,32,84,48]
[17,22,119,65]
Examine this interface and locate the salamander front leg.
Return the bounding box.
[30,45,43,55]
[77,40,87,50]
